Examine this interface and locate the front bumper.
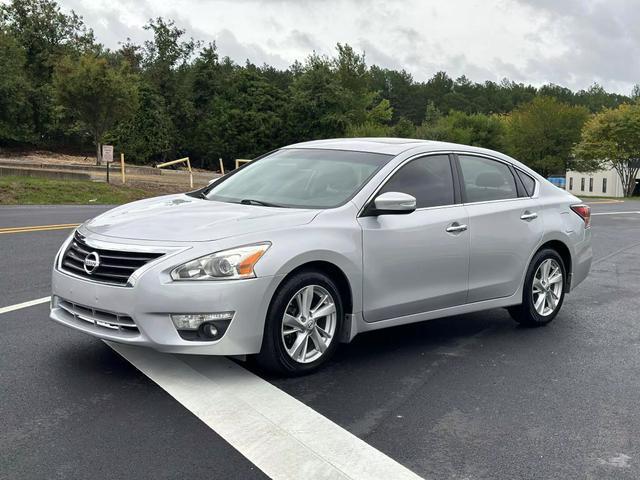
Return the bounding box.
[50,264,283,355]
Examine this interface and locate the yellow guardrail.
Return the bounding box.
[156,157,193,188]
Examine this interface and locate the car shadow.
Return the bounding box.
[253,307,557,382]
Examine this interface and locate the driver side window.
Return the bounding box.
[379,155,455,209]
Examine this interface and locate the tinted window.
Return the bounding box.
[205,149,392,209]
[458,155,518,203]
[379,155,454,208]
[516,169,536,196]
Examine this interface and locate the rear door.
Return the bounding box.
[456,154,543,303]
[359,153,469,323]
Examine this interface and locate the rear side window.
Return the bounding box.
[458,155,518,203]
[516,169,536,196]
[379,155,455,209]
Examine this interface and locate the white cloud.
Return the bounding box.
[59,0,636,94]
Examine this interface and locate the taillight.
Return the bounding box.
[570,204,591,228]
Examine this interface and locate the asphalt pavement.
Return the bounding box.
[2,200,640,479]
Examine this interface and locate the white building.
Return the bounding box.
[565,167,640,198]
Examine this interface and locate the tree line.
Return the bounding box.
[1,0,639,194]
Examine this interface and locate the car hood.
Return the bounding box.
[84,194,320,242]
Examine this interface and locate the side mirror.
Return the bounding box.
[366,191,416,216]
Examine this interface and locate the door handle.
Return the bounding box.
[446,222,468,233]
[520,211,538,221]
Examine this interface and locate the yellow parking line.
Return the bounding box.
[0,223,80,234]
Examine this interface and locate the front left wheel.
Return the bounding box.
[255,270,343,375]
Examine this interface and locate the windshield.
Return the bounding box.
[204,148,393,208]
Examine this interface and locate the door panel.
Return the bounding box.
[465,199,542,301]
[359,206,469,322]
[456,152,544,303]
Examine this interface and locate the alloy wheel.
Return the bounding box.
[281,285,337,364]
[532,258,563,316]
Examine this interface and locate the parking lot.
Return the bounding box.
[2,201,640,479]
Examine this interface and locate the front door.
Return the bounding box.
[359,154,470,323]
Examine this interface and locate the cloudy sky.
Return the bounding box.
[57,0,637,94]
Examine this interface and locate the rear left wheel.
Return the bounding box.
[508,249,566,327]
[255,270,343,375]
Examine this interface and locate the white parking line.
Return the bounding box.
[108,342,423,480]
[0,296,50,315]
[592,211,640,216]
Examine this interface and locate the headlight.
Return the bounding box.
[170,243,271,281]
[55,229,76,269]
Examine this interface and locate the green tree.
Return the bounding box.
[191,63,288,167]
[575,83,627,112]
[112,84,171,163]
[332,43,374,126]
[538,83,575,104]
[505,96,589,176]
[423,101,442,125]
[141,17,199,157]
[345,122,391,138]
[574,104,640,197]
[288,53,351,140]
[369,67,426,124]
[1,0,95,143]
[54,54,138,164]
[416,110,506,150]
[345,98,393,137]
[0,30,33,143]
[393,117,416,138]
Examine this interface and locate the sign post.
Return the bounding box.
[102,145,114,184]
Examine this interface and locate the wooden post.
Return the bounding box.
[219,158,225,175]
[186,157,193,189]
[120,153,126,184]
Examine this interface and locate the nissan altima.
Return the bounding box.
[50,138,592,374]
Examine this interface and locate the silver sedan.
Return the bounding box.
[50,138,592,374]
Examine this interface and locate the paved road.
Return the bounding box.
[2,201,640,479]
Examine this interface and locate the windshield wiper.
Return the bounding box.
[239,199,285,208]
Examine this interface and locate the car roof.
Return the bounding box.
[283,138,430,155]
[282,137,542,176]
[283,137,509,158]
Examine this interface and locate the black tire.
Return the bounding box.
[255,270,343,376]
[508,248,566,327]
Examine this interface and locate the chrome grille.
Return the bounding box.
[60,233,164,286]
[57,299,139,336]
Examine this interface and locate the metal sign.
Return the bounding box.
[102,145,114,163]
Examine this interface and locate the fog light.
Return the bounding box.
[171,312,234,330]
[202,323,219,338]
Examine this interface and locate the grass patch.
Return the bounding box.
[0,175,152,205]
